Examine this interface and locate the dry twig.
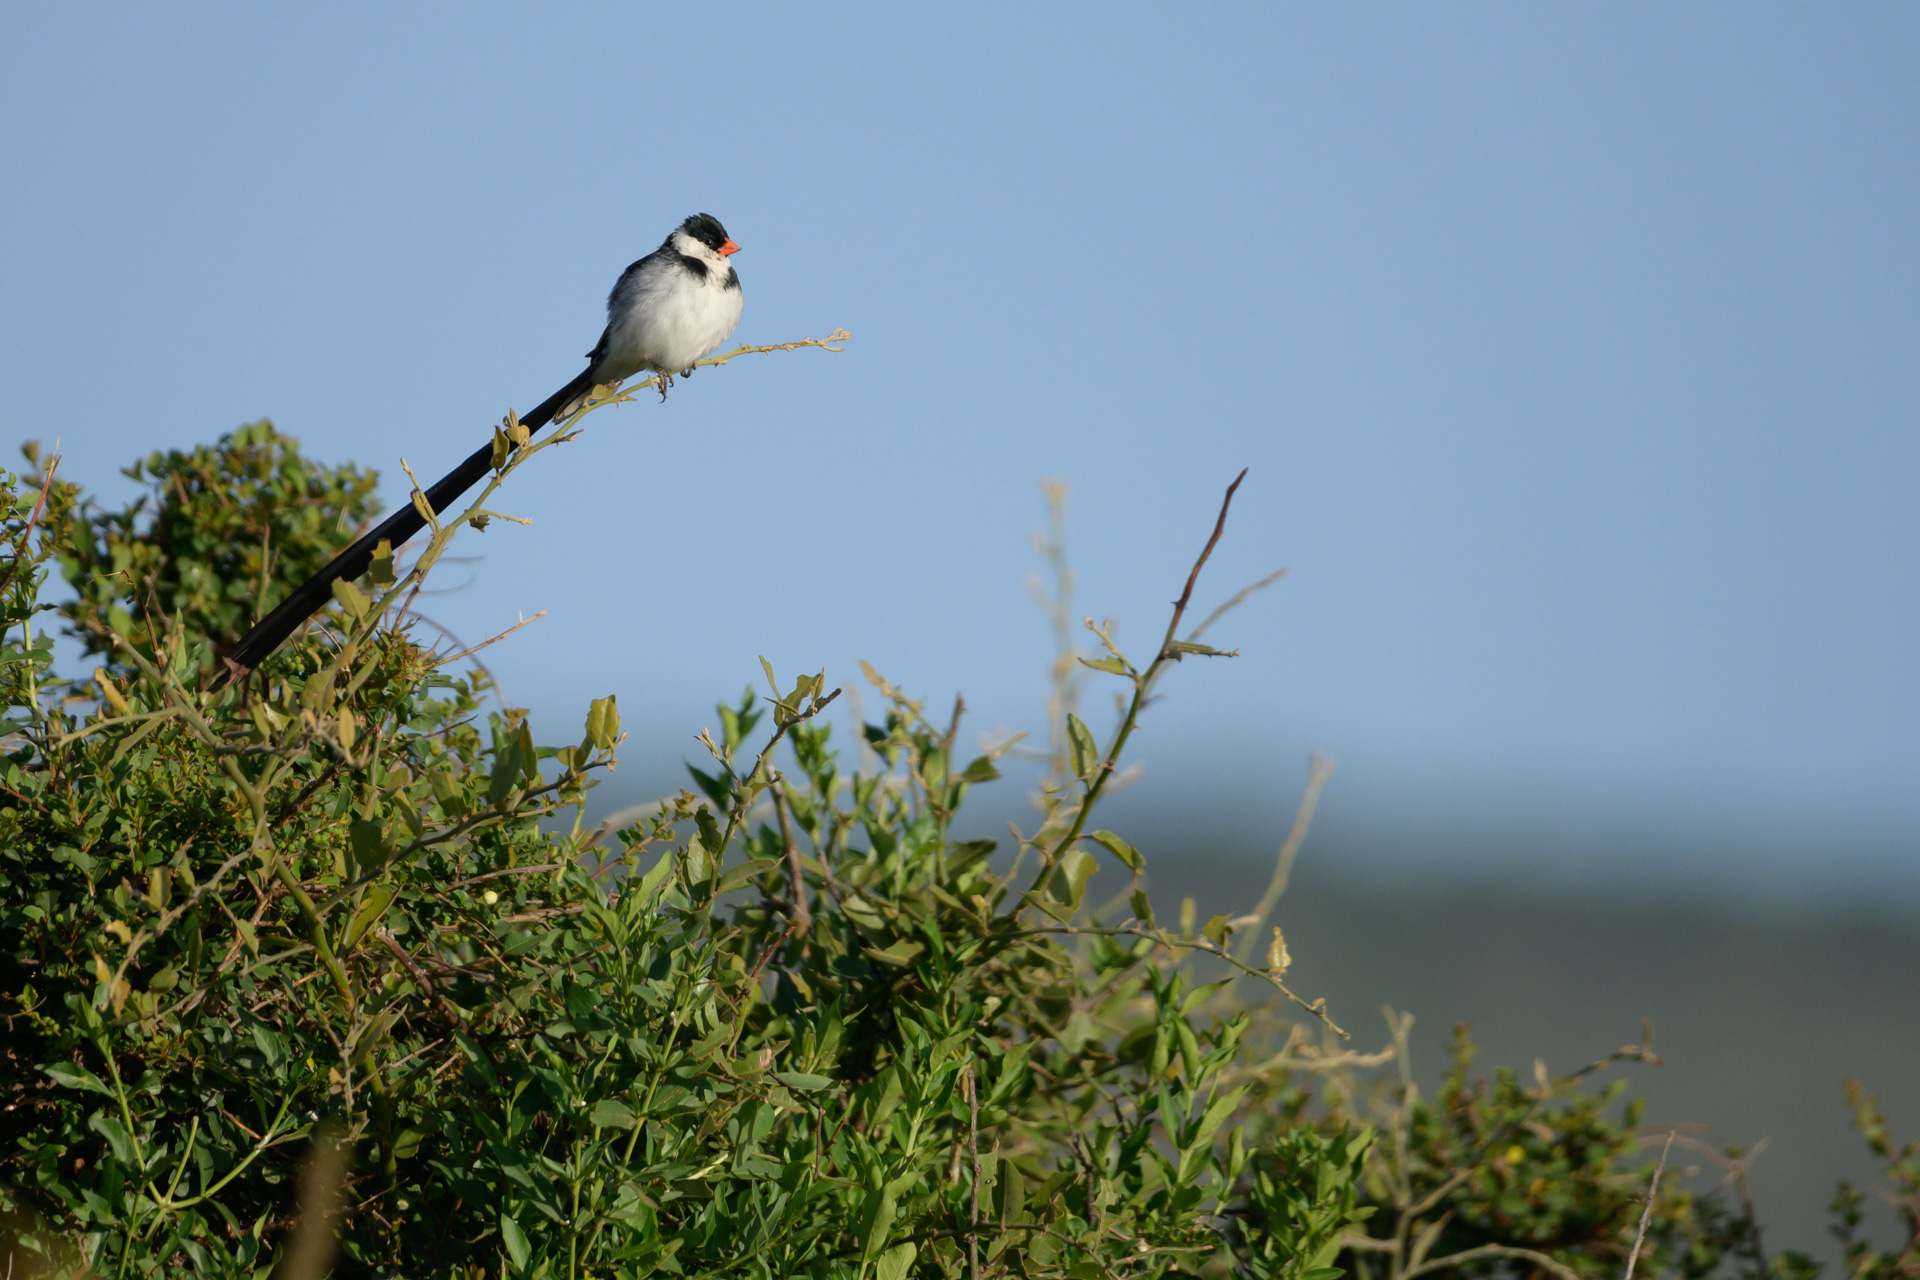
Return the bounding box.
[1625,1130,1676,1280]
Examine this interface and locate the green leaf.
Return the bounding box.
[429,770,468,818]
[43,1064,113,1097]
[634,852,675,904]
[1130,890,1155,926]
[943,839,997,879]
[590,1099,636,1130]
[786,671,821,712]
[349,817,390,872]
[343,884,396,949]
[454,1029,500,1091]
[717,856,783,895]
[866,939,925,967]
[1167,639,1238,659]
[500,1212,530,1268]
[858,1183,898,1264]
[874,1242,917,1280]
[583,694,620,752]
[959,755,1002,783]
[1066,713,1099,779]
[772,1071,834,1093]
[1086,829,1143,872]
[1202,914,1232,948]
[692,808,724,861]
[999,1162,1026,1225]
[369,538,395,586]
[516,722,539,784]
[391,789,424,838]
[685,763,732,809]
[1046,849,1097,908]
[1180,977,1233,1016]
[331,577,369,622]
[89,1111,135,1165]
[105,715,166,770]
[683,834,710,885]
[1078,655,1131,675]
[250,1024,286,1068]
[489,735,523,807]
[1176,1019,1203,1084]
[1190,1086,1246,1156]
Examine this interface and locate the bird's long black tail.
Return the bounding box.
[215,366,597,684]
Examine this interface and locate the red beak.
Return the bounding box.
[718,239,741,256]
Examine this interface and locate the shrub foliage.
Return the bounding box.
[0,417,1913,1280]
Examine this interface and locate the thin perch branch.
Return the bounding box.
[430,610,548,669]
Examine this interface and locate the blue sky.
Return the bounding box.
[3,5,1915,901]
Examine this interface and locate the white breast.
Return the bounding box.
[602,262,744,380]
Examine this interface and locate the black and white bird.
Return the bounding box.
[553,212,744,418]
[218,212,745,679]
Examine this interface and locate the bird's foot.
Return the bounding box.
[655,372,674,402]
[679,365,696,379]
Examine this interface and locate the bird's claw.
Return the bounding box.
[656,372,673,402]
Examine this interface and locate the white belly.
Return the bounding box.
[602,271,744,379]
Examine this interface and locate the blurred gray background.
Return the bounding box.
[1116,806,1920,1261]
[4,3,1914,1261]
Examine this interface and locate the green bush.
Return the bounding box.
[0,413,1913,1280]
[25,424,381,674]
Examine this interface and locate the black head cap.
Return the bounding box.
[678,213,731,252]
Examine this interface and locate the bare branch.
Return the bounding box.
[1625,1131,1676,1280]
[429,609,549,669]
[1186,565,1286,644]
[1234,751,1335,964]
